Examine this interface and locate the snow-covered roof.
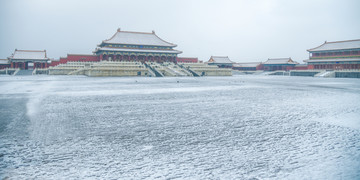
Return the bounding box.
[94,47,182,54]
[263,58,298,65]
[208,56,234,64]
[304,58,360,63]
[102,28,177,47]
[233,62,262,67]
[308,39,360,52]
[9,50,49,60]
[0,59,10,64]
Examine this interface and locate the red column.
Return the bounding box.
[100,54,103,61]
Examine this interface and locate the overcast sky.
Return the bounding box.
[0,0,359,63]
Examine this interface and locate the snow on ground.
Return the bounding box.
[0,75,359,179]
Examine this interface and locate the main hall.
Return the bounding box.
[93,28,182,63]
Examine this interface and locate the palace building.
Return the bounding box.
[93,28,182,63]
[305,39,360,70]
[207,56,234,68]
[8,49,50,69]
[263,58,298,71]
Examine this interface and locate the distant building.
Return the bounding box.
[232,62,263,71]
[8,49,50,69]
[263,58,298,71]
[93,28,182,63]
[176,57,198,63]
[0,59,10,69]
[207,56,234,68]
[305,39,360,70]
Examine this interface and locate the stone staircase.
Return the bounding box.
[144,62,164,77]
[162,62,189,76]
[14,69,33,76]
[314,71,335,78]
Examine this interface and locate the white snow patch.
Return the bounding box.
[313,112,360,130]
[142,145,154,151]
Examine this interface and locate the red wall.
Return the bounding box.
[293,65,308,70]
[256,64,264,70]
[0,64,10,69]
[50,54,100,67]
[176,57,198,63]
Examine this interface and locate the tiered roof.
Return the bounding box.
[94,29,181,55]
[208,56,234,64]
[263,58,298,65]
[97,47,182,54]
[102,28,176,47]
[304,58,360,63]
[308,39,360,52]
[9,49,49,60]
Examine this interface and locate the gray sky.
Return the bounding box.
[1,0,359,63]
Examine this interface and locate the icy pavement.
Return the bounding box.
[0,75,359,179]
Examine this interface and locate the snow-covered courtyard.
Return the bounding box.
[0,75,359,179]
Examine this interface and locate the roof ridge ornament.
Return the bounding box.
[117,28,121,32]
[152,30,155,34]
